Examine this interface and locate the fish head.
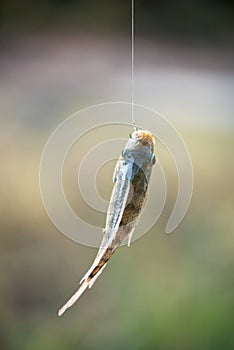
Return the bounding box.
[121,129,156,183]
[131,129,155,153]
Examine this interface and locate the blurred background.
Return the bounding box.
[0,1,234,349]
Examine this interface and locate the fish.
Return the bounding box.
[58,129,156,316]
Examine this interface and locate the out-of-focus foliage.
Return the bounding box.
[1,128,234,349]
[1,0,234,43]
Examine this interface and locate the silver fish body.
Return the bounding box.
[58,129,156,316]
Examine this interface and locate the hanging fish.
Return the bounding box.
[58,129,156,316]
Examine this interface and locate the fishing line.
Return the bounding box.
[131,0,137,131]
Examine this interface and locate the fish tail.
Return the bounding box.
[58,280,89,317]
[58,253,110,317]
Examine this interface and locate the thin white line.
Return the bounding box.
[131,0,137,130]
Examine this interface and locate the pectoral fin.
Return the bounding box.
[127,228,135,247]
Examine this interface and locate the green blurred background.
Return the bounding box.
[0,1,234,349]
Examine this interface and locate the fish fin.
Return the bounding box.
[88,263,106,289]
[102,181,131,250]
[59,261,107,316]
[79,263,96,285]
[127,228,135,247]
[59,245,112,316]
[58,280,89,316]
[99,165,132,253]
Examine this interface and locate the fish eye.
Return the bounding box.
[151,154,156,165]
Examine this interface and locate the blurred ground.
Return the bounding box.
[0,1,234,349]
